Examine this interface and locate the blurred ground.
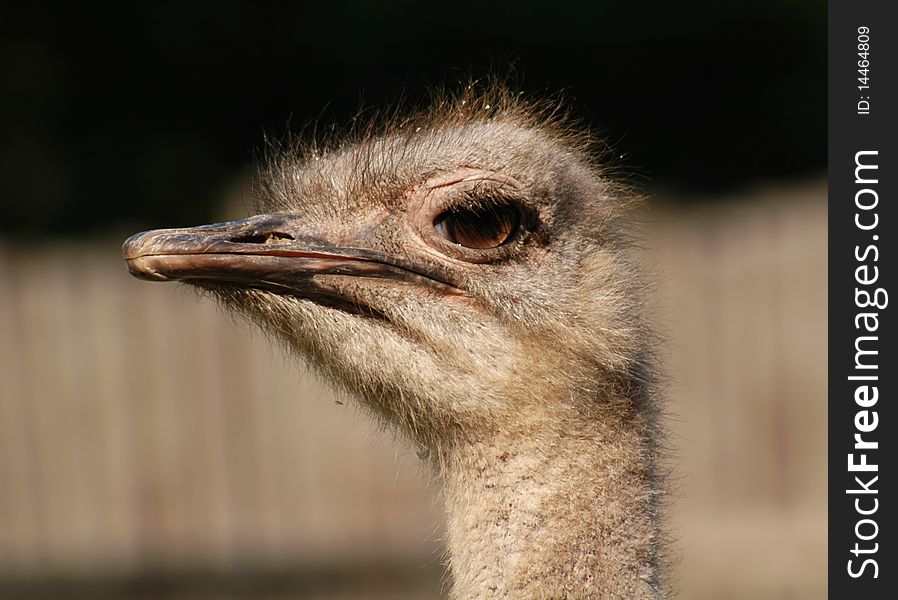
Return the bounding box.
[0,179,826,598]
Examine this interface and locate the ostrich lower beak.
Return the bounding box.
[122,213,459,296]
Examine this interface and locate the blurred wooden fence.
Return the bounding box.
[0,180,826,598]
[653,181,827,598]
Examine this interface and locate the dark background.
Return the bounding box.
[0,1,825,236]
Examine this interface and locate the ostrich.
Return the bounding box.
[123,85,664,598]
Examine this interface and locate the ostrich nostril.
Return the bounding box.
[230,231,295,245]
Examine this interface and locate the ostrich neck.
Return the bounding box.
[440,406,659,599]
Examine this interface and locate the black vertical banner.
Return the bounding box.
[829,1,897,597]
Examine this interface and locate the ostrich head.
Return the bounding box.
[123,87,650,460]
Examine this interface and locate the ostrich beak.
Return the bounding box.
[122,213,459,296]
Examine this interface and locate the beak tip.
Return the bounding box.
[123,230,175,281]
[125,256,171,281]
[122,230,152,261]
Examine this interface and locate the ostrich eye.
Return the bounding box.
[433,203,522,249]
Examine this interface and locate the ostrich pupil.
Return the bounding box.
[434,203,520,249]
